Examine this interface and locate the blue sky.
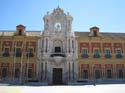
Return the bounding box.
[0,0,125,32]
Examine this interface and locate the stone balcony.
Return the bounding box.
[50,52,66,57]
[49,52,66,65]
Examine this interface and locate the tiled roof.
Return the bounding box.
[101,32,125,38]
[0,31,41,37]
[75,32,125,38]
[0,31,125,38]
[26,31,41,36]
[3,31,15,36]
[75,32,89,37]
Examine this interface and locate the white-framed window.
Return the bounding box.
[115,48,123,58]
[115,49,122,55]
[3,47,10,57]
[107,69,112,79]
[93,49,100,58]
[104,48,111,58]
[82,49,88,58]
[82,70,88,79]
[14,48,22,57]
[27,48,34,57]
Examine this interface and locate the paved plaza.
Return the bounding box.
[0,84,125,93]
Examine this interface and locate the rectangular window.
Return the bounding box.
[4,48,9,53]
[104,49,111,58]
[82,49,88,55]
[82,49,88,58]
[116,49,122,55]
[93,31,97,37]
[3,48,10,57]
[14,48,21,57]
[18,30,22,35]
[28,48,33,54]
[115,49,123,58]
[55,47,61,53]
[93,49,100,58]
[107,69,112,79]
[95,69,101,79]
[105,49,110,55]
[83,70,88,79]
[2,68,7,78]
[118,69,123,79]
[14,68,20,78]
[94,49,99,55]
[27,48,34,57]
[28,69,32,78]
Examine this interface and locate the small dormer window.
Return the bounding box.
[93,30,97,37]
[89,26,100,37]
[16,24,26,36]
[18,29,22,35]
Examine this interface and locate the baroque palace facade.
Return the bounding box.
[0,7,125,85]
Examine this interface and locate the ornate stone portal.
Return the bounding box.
[38,7,78,84]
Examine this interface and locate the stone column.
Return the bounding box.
[45,62,47,81]
[68,62,70,80]
[68,39,70,53]
[47,39,49,53]
[111,43,114,58]
[89,41,92,58]
[74,40,78,58]
[70,39,72,53]
[113,64,116,79]
[42,62,45,81]
[44,38,46,53]
[101,42,104,58]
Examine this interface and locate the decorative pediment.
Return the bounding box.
[53,6,64,15]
